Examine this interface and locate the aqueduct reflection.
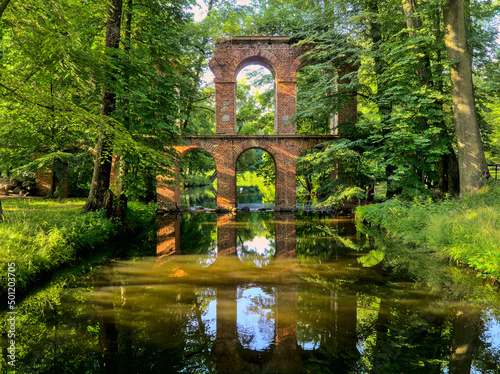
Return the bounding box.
[156,212,359,373]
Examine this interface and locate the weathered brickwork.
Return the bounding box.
[35,169,53,197]
[156,213,180,257]
[275,213,297,258]
[157,36,357,211]
[156,211,297,258]
[210,36,304,135]
[35,166,69,198]
[157,135,339,211]
[216,213,237,256]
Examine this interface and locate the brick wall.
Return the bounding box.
[216,213,237,256]
[210,36,305,135]
[275,213,297,258]
[156,135,336,211]
[35,169,53,197]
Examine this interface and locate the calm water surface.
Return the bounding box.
[3,212,500,373]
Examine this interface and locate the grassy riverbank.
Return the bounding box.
[0,198,154,294]
[356,183,500,280]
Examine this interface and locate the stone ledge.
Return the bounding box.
[216,36,291,44]
[181,135,341,140]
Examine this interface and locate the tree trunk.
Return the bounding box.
[433,9,460,194]
[84,0,123,212]
[438,145,460,195]
[443,0,489,196]
[0,0,12,20]
[180,0,215,131]
[449,309,481,374]
[401,0,431,86]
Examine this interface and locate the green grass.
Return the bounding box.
[356,182,500,280]
[237,171,275,203]
[0,198,154,293]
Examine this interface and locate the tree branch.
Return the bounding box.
[197,106,215,113]
[193,94,214,103]
[0,83,70,111]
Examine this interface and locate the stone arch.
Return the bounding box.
[292,56,309,75]
[234,52,279,79]
[235,146,277,208]
[234,141,279,165]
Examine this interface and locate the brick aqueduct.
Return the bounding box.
[157,36,357,211]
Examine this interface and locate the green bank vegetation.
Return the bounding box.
[0,198,154,295]
[356,182,500,280]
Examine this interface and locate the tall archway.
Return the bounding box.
[236,148,276,209]
[236,65,275,135]
[157,36,358,212]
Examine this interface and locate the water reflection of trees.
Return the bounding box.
[236,212,276,267]
[8,213,500,373]
[237,285,276,351]
[179,213,217,255]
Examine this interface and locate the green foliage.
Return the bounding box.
[248,0,499,198]
[237,171,275,204]
[0,0,195,200]
[356,182,500,279]
[236,70,275,135]
[237,149,265,173]
[179,149,216,188]
[296,139,373,205]
[256,151,275,186]
[316,184,366,209]
[179,212,217,255]
[1,0,498,203]
[0,198,154,294]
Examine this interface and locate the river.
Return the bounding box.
[3,208,500,373]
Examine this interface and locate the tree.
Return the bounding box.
[443,0,490,196]
[112,0,191,201]
[0,0,106,192]
[84,0,123,212]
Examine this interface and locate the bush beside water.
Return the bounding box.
[0,198,154,294]
[356,183,500,280]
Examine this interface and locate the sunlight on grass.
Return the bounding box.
[356,182,500,279]
[0,198,118,292]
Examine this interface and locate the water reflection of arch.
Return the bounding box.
[161,145,219,212]
[156,212,297,261]
[157,214,180,258]
[156,213,360,372]
[211,283,359,373]
[211,284,302,373]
